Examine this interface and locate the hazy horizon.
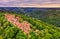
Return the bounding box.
[0,0,60,7]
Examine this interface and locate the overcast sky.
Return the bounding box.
[0,0,60,7]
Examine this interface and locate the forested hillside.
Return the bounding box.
[25,10,60,27]
[0,11,60,39]
[0,7,60,27]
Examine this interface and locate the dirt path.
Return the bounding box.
[4,14,31,34]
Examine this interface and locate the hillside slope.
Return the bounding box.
[0,11,60,39]
[25,10,60,27]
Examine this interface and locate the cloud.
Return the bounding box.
[0,0,60,7]
[0,0,14,2]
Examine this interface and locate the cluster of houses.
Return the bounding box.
[5,14,31,34]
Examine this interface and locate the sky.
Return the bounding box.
[0,0,60,7]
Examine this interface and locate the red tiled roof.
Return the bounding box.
[5,14,31,34]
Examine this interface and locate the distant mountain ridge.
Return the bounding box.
[0,7,60,13]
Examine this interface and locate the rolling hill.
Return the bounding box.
[0,11,60,39]
[25,9,60,27]
[0,7,59,27]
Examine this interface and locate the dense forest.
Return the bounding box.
[0,7,60,27]
[25,10,60,27]
[0,11,60,39]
